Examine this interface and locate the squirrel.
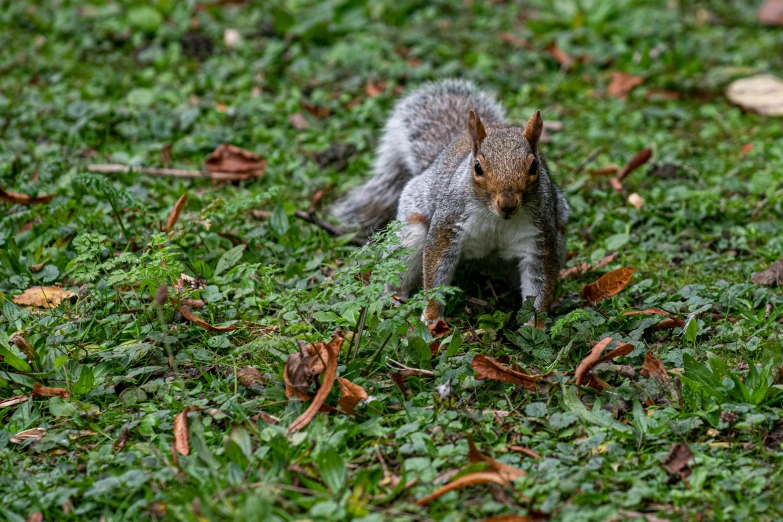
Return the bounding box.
[333,79,569,322]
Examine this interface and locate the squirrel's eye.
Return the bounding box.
[474,160,484,177]
[529,158,538,178]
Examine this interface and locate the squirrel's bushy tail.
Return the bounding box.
[332,79,506,235]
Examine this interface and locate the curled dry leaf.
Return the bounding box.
[284,356,314,400]
[508,445,541,459]
[165,193,187,232]
[288,334,344,432]
[203,144,266,181]
[662,442,693,482]
[467,436,526,481]
[618,148,652,180]
[13,286,76,308]
[546,42,574,67]
[365,80,387,97]
[0,182,55,205]
[0,394,29,408]
[759,0,783,26]
[622,308,669,317]
[726,74,783,116]
[472,354,550,392]
[607,72,643,99]
[427,319,450,338]
[752,257,783,287]
[177,305,238,332]
[640,350,669,383]
[10,427,46,444]
[337,376,368,414]
[32,382,70,399]
[299,99,331,118]
[560,252,619,280]
[415,472,512,506]
[581,267,635,304]
[575,338,633,393]
[237,366,266,388]
[621,309,685,330]
[173,406,191,456]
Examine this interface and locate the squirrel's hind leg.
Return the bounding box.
[392,219,428,299]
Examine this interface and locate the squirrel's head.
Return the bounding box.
[467,109,543,220]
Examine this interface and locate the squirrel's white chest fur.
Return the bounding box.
[459,204,539,262]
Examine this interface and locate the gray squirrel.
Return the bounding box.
[333,79,569,322]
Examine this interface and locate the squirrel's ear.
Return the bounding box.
[523,110,543,151]
[467,110,486,156]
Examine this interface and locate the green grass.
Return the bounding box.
[2,1,783,521]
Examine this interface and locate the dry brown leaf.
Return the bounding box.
[113,426,130,452]
[481,516,534,522]
[365,80,387,97]
[0,182,54,205]
[415,471,512,506]
[498,32,528,48]
[618,148,653,180]
[472,354,549,392]
[581,267,635,304]
[177,305,238,332]
[609,177,624,194]
[165,193,187,232]
[590,165,619,177]
[726,75,783,116]
[0,395,29,408]
[546,42,574,67]
[289,334,344,432]
[160,143,173,167]
[299,99,331,118]
[662,442,693,482]
[759,0,783,26]
[32,383,70,399]
[654,317,686,330]
[622,308,670,317]
[560,252,619,280]
[627,193,644,210]
[173,407,191,456]
[288,112,310,130]
[427,319,450,338]
[607,72,643,99]
[203,144,266,181]
[752,257,783,287]
[27,512,43,522]
[336,376,368,414]
[640,350,669,383]
[508,446,541,459]
[467,436,526,481]
[237,367,266,387]
[10,427,45,444]
[284,361,313,401]
[13,286,76,309]
[575,338,633,393]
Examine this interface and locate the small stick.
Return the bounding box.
[351,306,368,361]
[571,146,604,176]
[387,358,436,377]
[361,330,394,377]
[296,209,366,246]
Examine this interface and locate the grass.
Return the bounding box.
[2,1,783,521]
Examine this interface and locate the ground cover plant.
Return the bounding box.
[2,1,783,520]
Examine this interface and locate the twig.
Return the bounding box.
[296,209,366,246]
[387,358,436,377]
[88,163,256,182]
[351,306,368,361]
[571,146,603,176]
[361,330,394,377]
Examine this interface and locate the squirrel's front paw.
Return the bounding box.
[421,299,444,325]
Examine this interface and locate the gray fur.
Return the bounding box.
[333,79,568,318]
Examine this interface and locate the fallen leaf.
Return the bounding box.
[654,317,686,330]
[215,103,227,113]
[472,354,549,392]
[165,193,187,232]
[284,361,313,401]
[32,383,70,399]
[508,446,541,459]
[237,367,266,387]
[618,148,653,179]
[581,267,635,304]
[621,308,670,317]
[640,350,669,383]
[13,286,76,308]
[113,426,130,452]
[546,42,574,67]
[289,334,344,432]
[662,442,693,482]
[10,427,45,444]
[607,72,643,99]
[590,165,619,177]
[427,319,450,338]
[498,32,528,48]
[752,257,783,286]
[390,372,407,395]
[288,112,310,130]
[0,182,54,205]
[467,436,526,481]
[27,512,43,522]
[173,407,191,456]
[759,0,783,26]
[560,252,619,280]
[481,516,534,522]
[203,144,266,181]
[627,193,644,210]
[575,337,633,393]
[741,143,754,155]
[0,395,28,408]
[365,80,387,97]
[300,99,331,118]
[415,472,512,506]
[160,143,173,167]
[726,75,783,116]
[177,305,238,332]
[609,177,624,194]
[337,376,368,414]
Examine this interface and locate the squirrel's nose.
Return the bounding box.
[497,196,519,218]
